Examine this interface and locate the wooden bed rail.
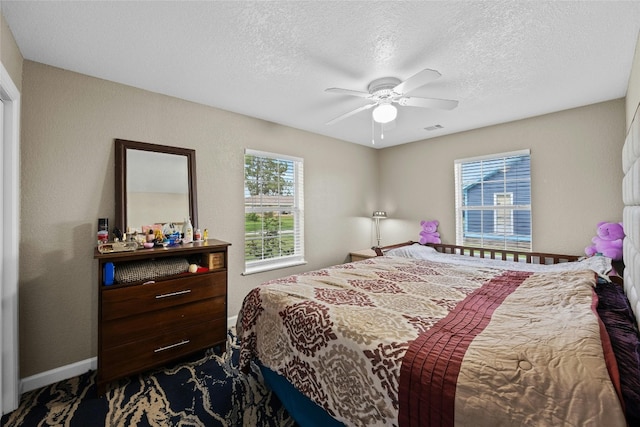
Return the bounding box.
[373,241,581,265]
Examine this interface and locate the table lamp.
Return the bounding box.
[372,211,387,247]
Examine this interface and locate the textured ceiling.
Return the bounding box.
[3,1,640,148]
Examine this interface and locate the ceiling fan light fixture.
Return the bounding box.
[372,104,397,124]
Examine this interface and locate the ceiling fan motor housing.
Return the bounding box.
[368,77,402,99]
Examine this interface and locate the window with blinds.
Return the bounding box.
[454,150,532,251]
[243,149,305,274]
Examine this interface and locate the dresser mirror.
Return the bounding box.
[115,139,198,234]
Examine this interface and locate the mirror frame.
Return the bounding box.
[115,139,198,233]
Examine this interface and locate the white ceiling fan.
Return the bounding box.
[325,69,459,126]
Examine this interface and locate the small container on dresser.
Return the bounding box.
[94,238,231,395]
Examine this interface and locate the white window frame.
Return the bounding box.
[493,192,514,235]
[243,149,305,275]
[454,149,531,251]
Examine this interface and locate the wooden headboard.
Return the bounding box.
[374,241,580,265]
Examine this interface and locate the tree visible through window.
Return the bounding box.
[454,150,531,251]
[244,149,305,274]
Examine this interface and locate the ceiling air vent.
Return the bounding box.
[424,124,443,131]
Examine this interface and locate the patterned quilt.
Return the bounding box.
[237,255,626,426]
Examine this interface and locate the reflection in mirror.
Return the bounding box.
[115,139,197,234]
[127,150,189,228]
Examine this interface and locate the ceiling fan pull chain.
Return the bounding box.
[381,125,384,140]
[371,115,375,144]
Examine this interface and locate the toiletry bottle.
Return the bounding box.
[183,217,193,243]
[97,218,109,244]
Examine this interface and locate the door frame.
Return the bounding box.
[1,61,21,415]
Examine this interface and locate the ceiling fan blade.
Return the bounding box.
[325,87,371,98]
[393,68,441,95]
[399,96,459,110]
[326,103,375,125]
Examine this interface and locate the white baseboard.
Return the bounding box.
[21,357,97,394]
[20,316,240,394]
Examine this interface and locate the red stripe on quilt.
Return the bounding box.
[398,270,532,427]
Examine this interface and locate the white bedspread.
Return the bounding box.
[385,243,612,275]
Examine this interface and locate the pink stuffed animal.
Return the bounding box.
[584,221,624,260]
[419,220,441,244]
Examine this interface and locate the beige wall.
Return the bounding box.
[379,100,626,255]
[0,11,23,90]
[19,61,379,377]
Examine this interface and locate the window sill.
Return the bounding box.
[242,259,307,275]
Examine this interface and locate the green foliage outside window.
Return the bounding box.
[244,154,297,262]
[244,156,292,197]
[245,212,295,261]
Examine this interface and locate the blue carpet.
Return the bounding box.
[1,328,298,427]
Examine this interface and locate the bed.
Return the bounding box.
[236,242,640,426]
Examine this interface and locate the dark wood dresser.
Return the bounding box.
[94,239,231,394]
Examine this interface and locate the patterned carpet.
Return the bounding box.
[1,328,298,427]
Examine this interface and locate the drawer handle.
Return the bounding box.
[155,289,191,299]
[154,339,190,353]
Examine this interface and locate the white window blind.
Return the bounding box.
[454,150,532,251]
[243,149,305,274]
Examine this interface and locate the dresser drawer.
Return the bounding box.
[102,297,225,346]
[100,318,227,384]
[102,271,226,321]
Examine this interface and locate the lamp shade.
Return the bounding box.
[372,211,387,219]
[372,104,397,124]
